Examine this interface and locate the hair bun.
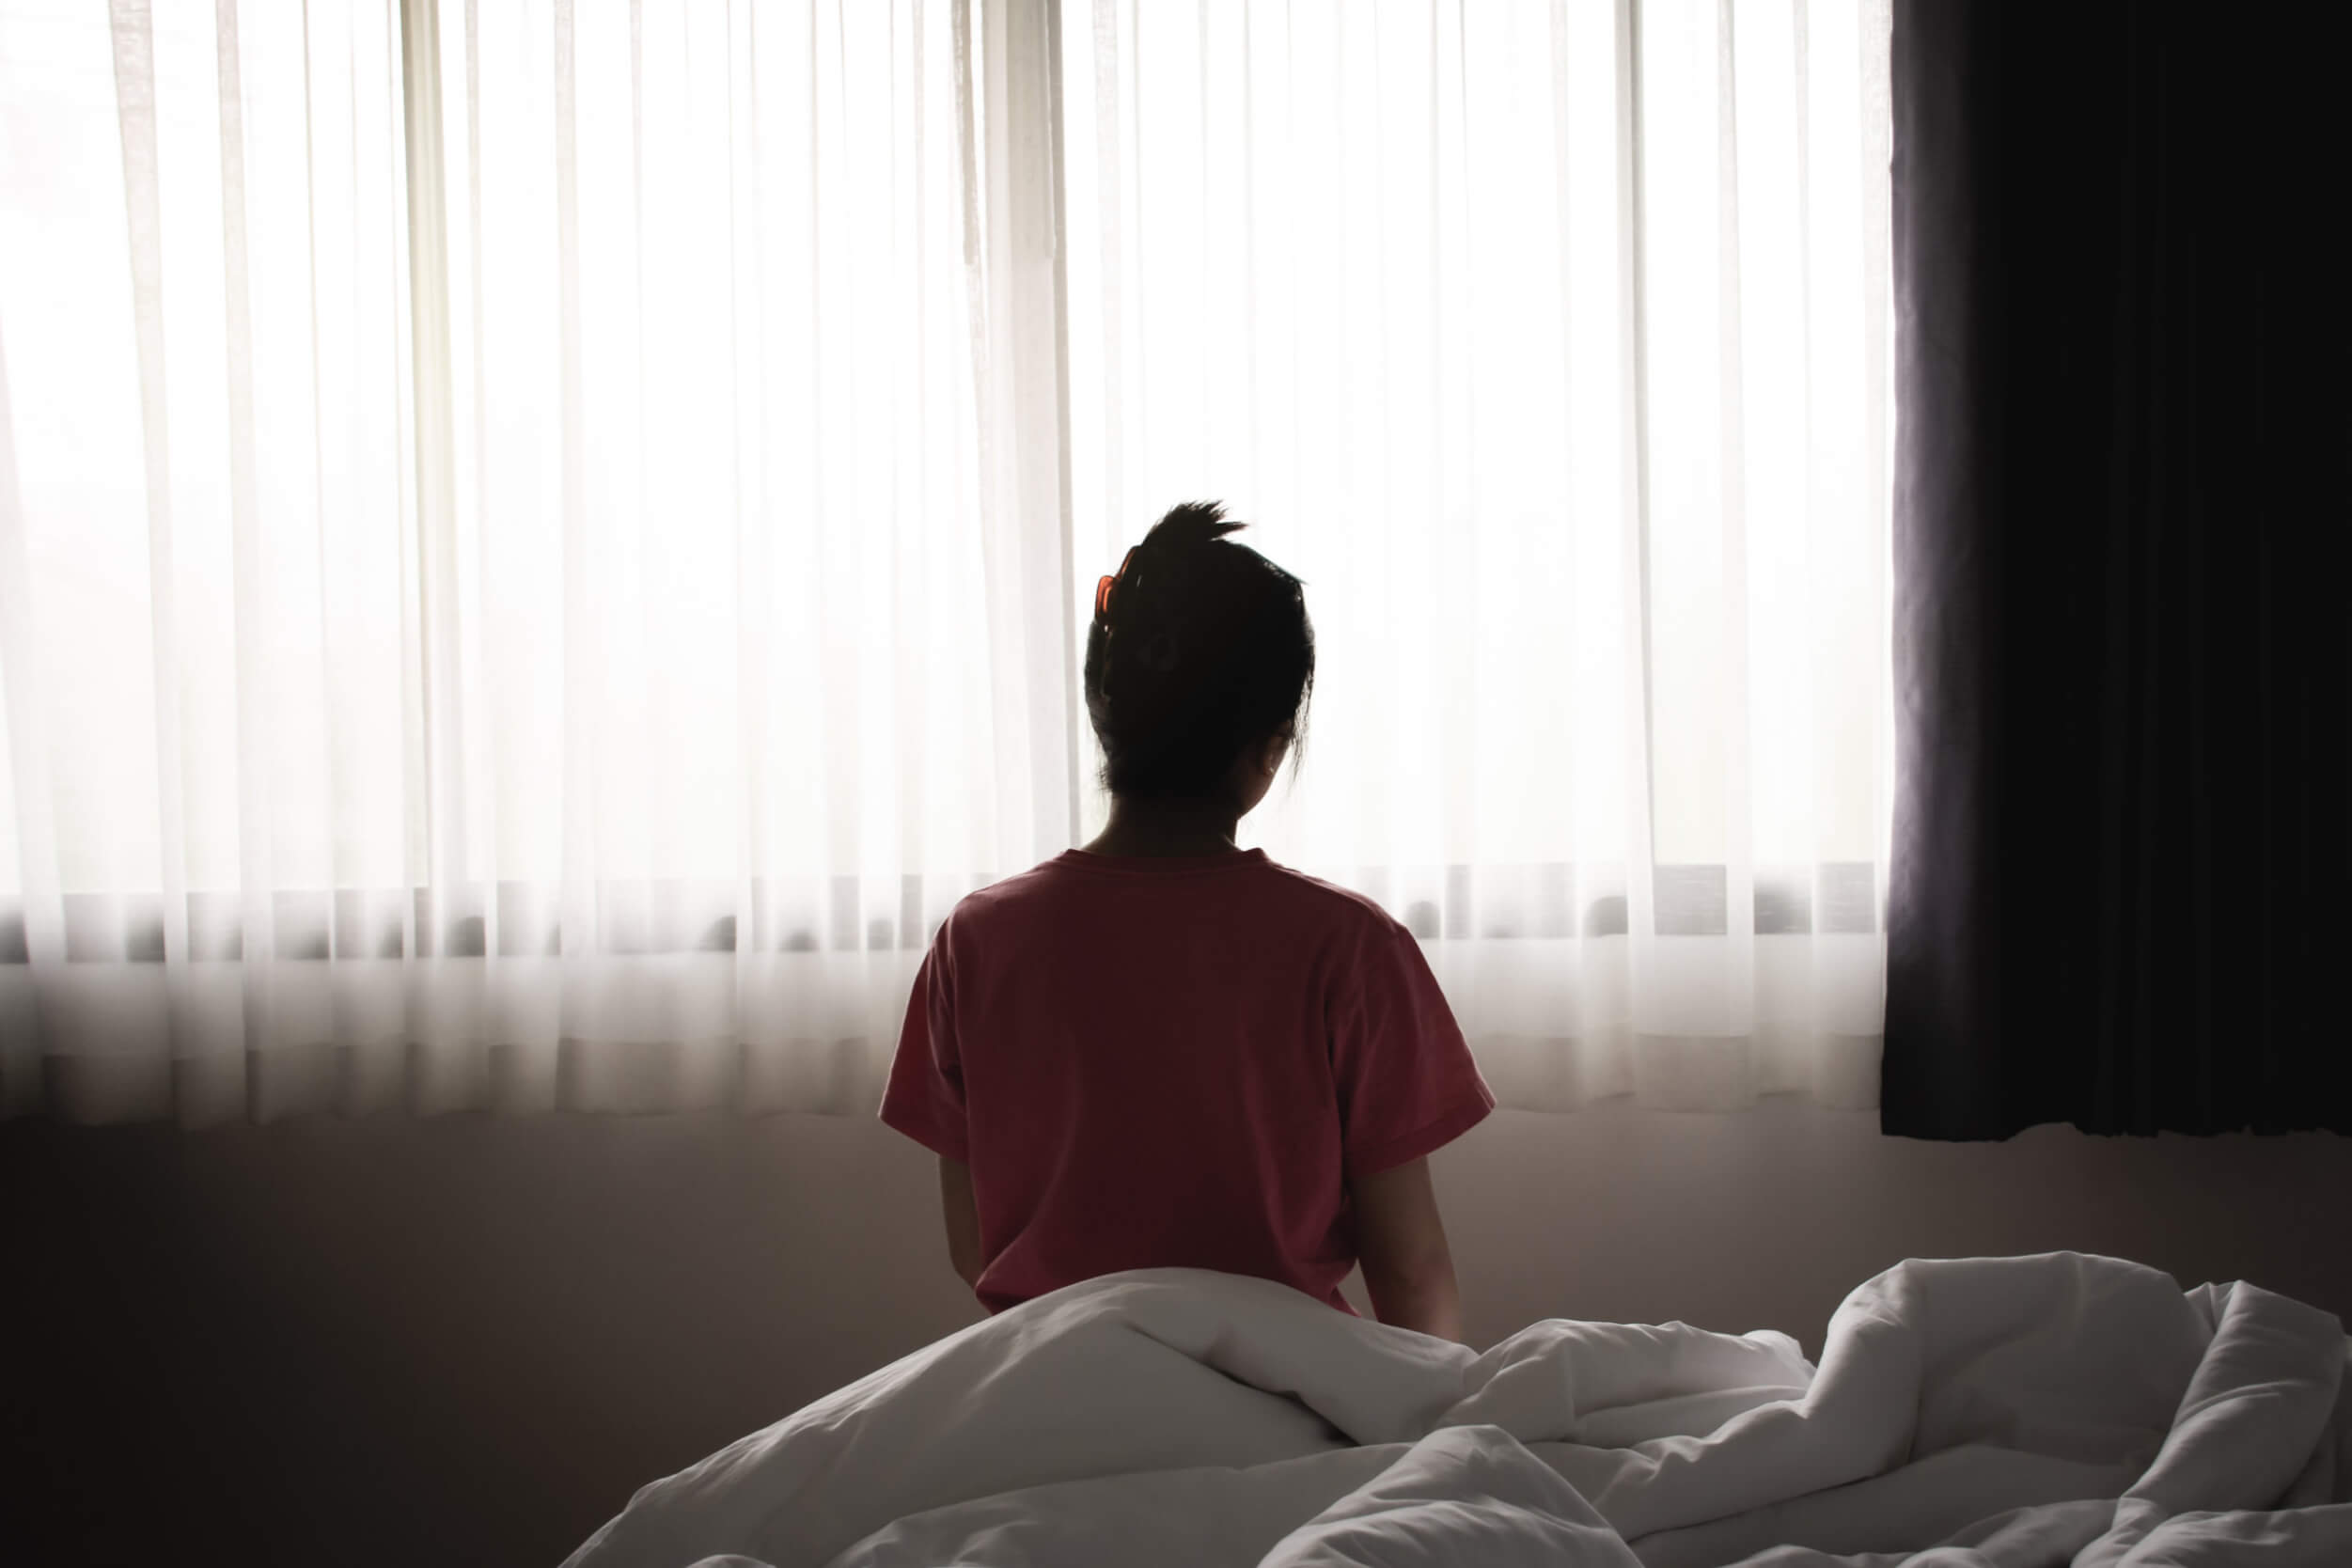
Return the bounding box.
[1141,500,1247,554]
[1081,499,1315,801]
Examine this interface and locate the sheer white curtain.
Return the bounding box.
[0,0,1889,1125]
[0,0,1065,1123]
[1060,0,1893,1109]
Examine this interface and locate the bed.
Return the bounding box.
[563,1251,2352,1567]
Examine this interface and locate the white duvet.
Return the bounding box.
[566,1252,2352,1568]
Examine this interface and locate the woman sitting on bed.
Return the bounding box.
[880,502,1494,1342]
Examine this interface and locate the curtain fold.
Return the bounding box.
[0,0,1892,1125]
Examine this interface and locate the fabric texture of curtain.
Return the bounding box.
[0,0,1892,1125]
[1882,1,2352,1139]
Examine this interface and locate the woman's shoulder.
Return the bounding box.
[926,862,1057,943]
[1249,860,1407,936]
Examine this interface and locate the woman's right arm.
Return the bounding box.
[1352,1155,1466,1342]
[938,1155,983,1289]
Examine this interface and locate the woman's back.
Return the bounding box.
[881,845,1492,1313]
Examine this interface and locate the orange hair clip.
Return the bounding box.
[1095,547,1137,619]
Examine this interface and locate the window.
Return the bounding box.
[0,0,1890,1123]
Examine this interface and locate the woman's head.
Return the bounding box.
[1083,502,1314,807]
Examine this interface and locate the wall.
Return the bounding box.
[7,1102,2349,1567]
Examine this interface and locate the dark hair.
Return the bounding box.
[1083,502,1315,801]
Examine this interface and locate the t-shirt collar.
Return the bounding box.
[1056,846,1269,875]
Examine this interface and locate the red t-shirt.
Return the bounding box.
[879,846,1495,1314]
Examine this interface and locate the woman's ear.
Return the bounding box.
[1231,729,1293,812]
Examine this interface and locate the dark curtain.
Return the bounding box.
[1884,2,2352,1138]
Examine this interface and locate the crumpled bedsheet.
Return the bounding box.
[563,1251,2352,1567]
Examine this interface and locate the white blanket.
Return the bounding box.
[565,1253,2352,1568]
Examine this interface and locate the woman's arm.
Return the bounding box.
[1351,1155,1466,1342]
[938,1154,983,1289]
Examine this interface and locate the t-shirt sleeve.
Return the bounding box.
[1331,917,1496,1177]
[878,936,970,1163]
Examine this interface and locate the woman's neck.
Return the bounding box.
[1080,795,1244,858]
